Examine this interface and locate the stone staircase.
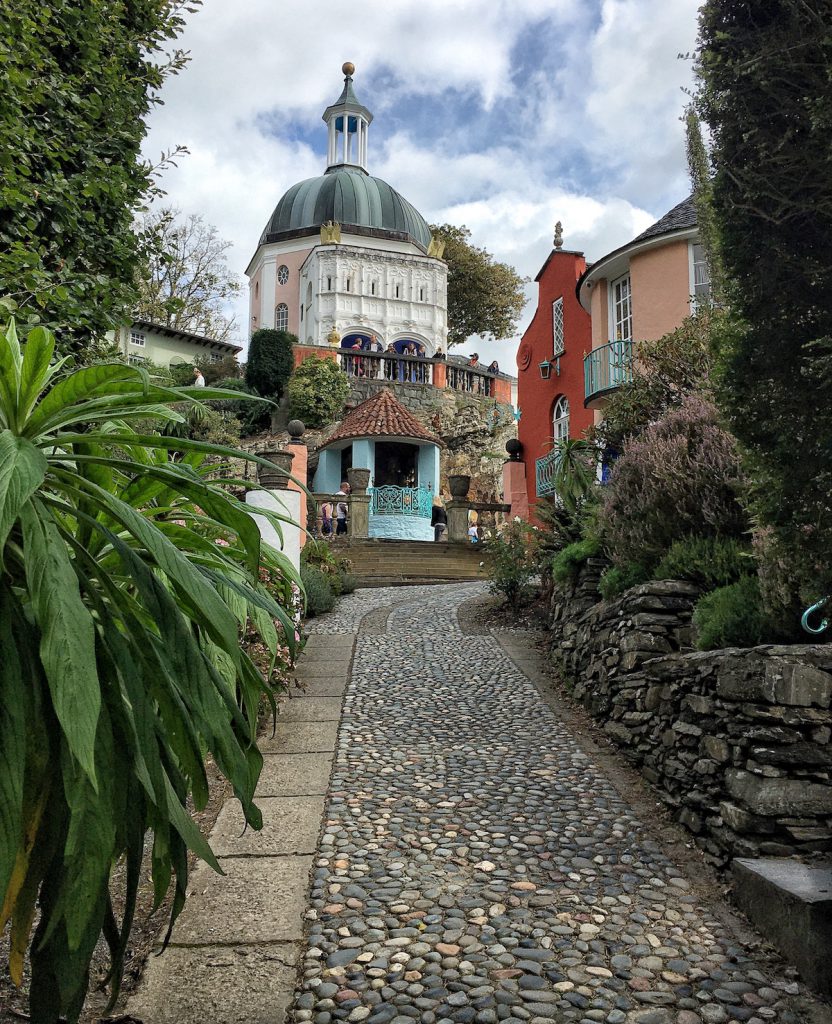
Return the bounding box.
[336,539,490,587]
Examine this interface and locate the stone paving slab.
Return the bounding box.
[277,696,344,721]
[259,720,339,753]
[129,944,298,1024]
[303,635,356,651]
[257,751,334,796]
[294,663,351,680]
[296,679,348,697]
[166,855,312,946]
[211,795,325,856]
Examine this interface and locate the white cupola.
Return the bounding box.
[322,61,374,174]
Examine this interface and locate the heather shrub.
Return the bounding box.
[693,575,764,650]
[599,396,746,571]
[654,535,751,589]
[300,565,336,617]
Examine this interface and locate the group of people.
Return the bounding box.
[319,481,351,536]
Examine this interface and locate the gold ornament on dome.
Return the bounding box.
[327,327,340,347]
[342,61,355,76]
[321,220,342,244]
[427,235,446,259]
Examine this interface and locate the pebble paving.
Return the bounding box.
[291,584,800,1024]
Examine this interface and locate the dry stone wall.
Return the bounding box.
[548,565,832,865]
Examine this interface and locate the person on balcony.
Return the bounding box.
[384,343,398,381]
[435,346,446,360]
[487,359,499,374]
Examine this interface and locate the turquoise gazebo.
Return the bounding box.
[312,389,441,541]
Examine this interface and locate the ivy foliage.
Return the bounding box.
[430,224,528,347]
[0,2,199,356]
[693,0,832,616]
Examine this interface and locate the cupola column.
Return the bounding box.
[322,62,374,175]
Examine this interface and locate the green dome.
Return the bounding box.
[260,167,432,249]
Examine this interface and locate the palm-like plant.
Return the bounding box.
[0,320,300,1023]
[550,437,597,516]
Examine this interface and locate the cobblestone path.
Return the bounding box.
[292,585,800,1024]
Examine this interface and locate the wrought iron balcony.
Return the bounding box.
[584,340,634,408]
[535,449,559,498]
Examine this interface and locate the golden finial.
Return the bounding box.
[342,61,355,77]
[554,221,563,250]
[327,327,340,347]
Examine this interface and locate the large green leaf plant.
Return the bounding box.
[0,318,301,1022]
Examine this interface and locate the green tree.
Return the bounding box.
[693,0,832,620]
[136,207,243,344]
[0,2,199,357]
[288,356,350,428]
[430,224,527,347]
[246,329,296,399]
[0,319,299,1022]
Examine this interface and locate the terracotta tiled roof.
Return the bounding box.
[323,388,440,447]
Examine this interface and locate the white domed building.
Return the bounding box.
[246,63,448,357]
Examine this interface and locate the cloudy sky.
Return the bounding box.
[143,0,703,365]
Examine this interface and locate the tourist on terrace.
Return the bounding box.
[335,481,351,535]
[384,343,398,381]
[487,359,499,374]
[431,495,447,542]
[435,346,446,360]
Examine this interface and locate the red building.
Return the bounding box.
[513,230,593,514]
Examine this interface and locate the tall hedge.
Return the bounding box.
[694,0,832,619]
[0,2,197,356]
[245,329,296,400]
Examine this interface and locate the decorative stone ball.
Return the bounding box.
[288,419,306,439]
[342,61,355,76]
[506,438,523,461]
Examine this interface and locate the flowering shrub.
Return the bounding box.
[599,396,747,571]
[487,518,541,604]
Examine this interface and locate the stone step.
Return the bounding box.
[732,858,832,995]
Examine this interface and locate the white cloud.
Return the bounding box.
[142,0,700,360]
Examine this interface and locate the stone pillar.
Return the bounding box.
[246,490,302,571]
[286,420,308,547]
[349,495,370,539]
[446,500,469,543]
[433,360,447,389]
[502,460,530,521]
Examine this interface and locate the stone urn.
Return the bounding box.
[448,474,471,499]
[257,448,294,489]
[347,467,372,495]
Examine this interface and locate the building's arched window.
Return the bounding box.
[327,276,332,291]
[371,280,376,296]
[254,280,259,299]
[275,303,288,331]
[419,286,425,302]
[553,396,570,444]
[277,265,289,286]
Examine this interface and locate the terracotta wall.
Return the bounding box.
[630,239,691,342]
[516,250,593,511]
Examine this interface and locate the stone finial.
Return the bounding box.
[554,221,563,250]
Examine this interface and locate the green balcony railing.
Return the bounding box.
[584,340,634,406]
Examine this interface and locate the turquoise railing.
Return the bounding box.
[584,340,634,405]
[535,449,559,498]
[370,485,433,518]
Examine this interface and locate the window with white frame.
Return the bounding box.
[611,275,632,342]
[275,303,289,331]
[690,242,711,308]
[128,354,146,366]
[553,396,570,443]
[130,330,145,347]
[552,297,565,356]
[277,264,289,285]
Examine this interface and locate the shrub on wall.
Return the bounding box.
[599,396,746,571]
[551,537,602,586]
[654,535,750,589]
[693,575,764,650]
[288,357,350,429]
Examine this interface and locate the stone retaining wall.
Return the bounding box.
[548,565,832,864]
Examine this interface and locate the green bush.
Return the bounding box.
[301,564,336,617]
[487,519,541,604]
[552,537,602,586]
[288,356,350,428]
[599,562,650,601]
[339,571,358,595]
[693,575,764,650]
[654,535,750,589]
[245,329,296,400]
